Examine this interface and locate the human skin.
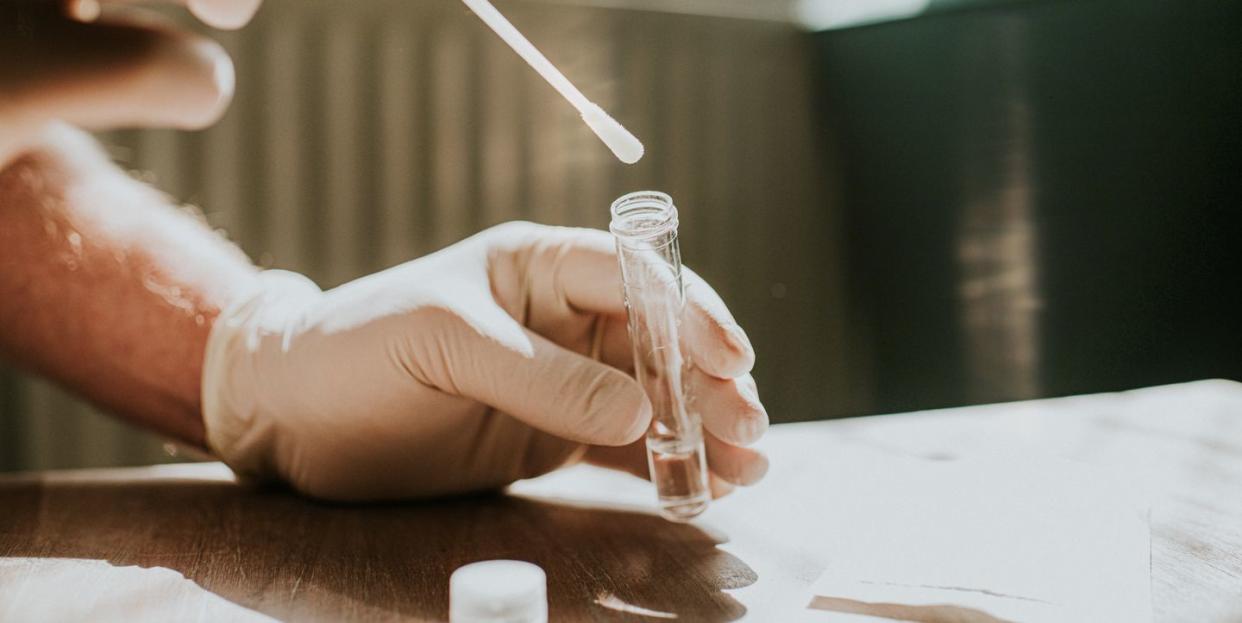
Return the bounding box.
[0,126,258,448]
[0,126,770,496]
[0,0,768,497]
[0,0,261,447]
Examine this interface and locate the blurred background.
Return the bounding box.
[0,0,1238,471]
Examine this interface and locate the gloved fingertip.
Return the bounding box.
[163,37,235,129]
[703,324,753,380]
[742,452,770,485]
[726,324,756,366]
[188,0,262,30]
[687,316,756,380]
[66,0,102,23]
[626,394,654,444]
[733,381,768,444]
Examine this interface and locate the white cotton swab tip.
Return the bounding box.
[581,103,645,165]
[460,0,644,165]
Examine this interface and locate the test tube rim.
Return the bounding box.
[610,191,679,245]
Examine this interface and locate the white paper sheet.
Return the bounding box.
[806,452,1151,622]
[0,558,276,623]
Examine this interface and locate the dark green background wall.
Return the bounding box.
[813,0,1242,412]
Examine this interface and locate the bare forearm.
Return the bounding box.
[0,125,258,448]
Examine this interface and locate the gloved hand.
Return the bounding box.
[202,222,769,501]
[0,0,262,167]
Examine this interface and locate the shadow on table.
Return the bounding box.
[0,477,756,621]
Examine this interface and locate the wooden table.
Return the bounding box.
[2,380,1240,622]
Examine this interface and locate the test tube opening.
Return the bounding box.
[609,191,678,243]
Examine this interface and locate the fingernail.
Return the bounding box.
[727,324,754,358]
[624,394,653,444]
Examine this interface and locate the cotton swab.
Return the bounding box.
[460,0,645,165]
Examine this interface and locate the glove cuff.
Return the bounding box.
[201,269,322,481]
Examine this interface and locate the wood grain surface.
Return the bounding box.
[2,380,1240,621]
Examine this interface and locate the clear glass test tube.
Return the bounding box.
[610,191,710,522]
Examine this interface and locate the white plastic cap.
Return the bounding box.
[450,560,548,623]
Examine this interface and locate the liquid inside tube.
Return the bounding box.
[647,435,710,521]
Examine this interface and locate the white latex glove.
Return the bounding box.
[203,222,769,501]
[0,0,262,167]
